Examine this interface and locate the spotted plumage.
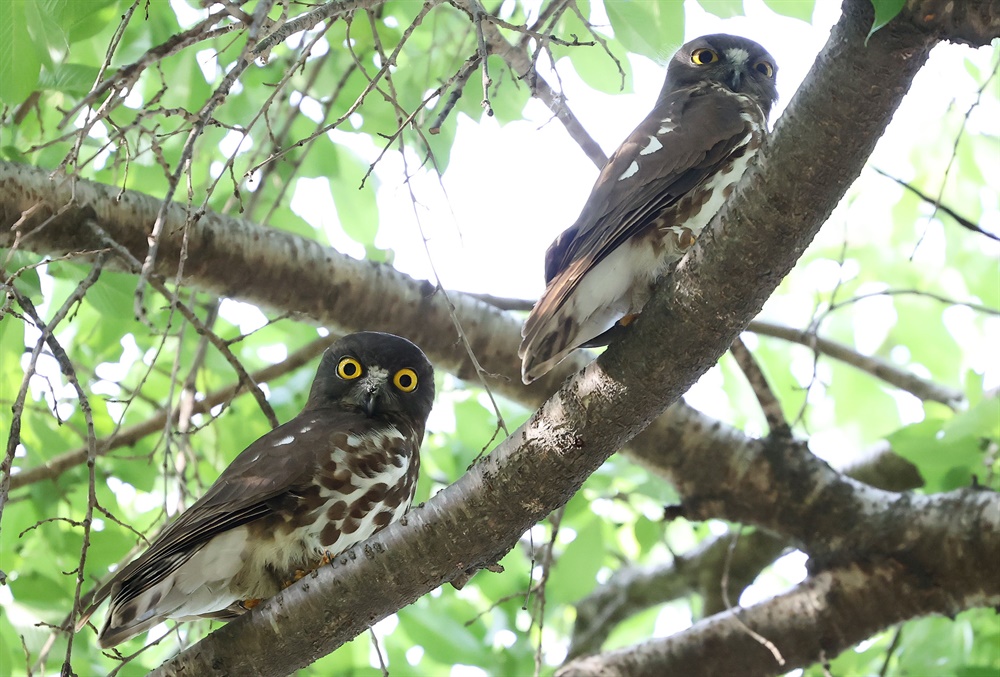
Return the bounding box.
[519,34,778,384]
[76,332,434,648]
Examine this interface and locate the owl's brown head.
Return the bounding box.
[663,34,778,117]
[307,332,435,433]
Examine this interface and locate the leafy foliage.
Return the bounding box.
[1,1,997,676]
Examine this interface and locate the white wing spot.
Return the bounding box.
[300,425,313,433]
[658,119,676,134]
[639,136,663,156]
[275,435,295,446]
[618,161,639,181]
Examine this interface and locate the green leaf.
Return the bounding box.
[605,0,684,62]
[869,0,905,34]
[566,41,633,95]
[25,0,70,67]
[634,515,663,554]
[762,0,815,22]
[886,402,998,493]
[548,518,604,603]
[37,62,101,95]
[328,151,380,250]
[697,0,746,19]
[57,0,117,43]
[0,1,42,103]
[398,599,486,665]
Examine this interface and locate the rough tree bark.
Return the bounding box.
[2,0,998,675]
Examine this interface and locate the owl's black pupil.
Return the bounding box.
[343,362,357,376]
[399,374,412,388]
[757,63,769,74]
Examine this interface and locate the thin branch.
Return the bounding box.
[910,55,1000,255]
[470,1,495,116]
[7,335,334,492]
[730,337,790,437]
[454,0,607,168]
[872,167,999,241]
[88,221,279,428]
[747,320,966,408]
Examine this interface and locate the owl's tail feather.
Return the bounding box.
[520,294,619,385]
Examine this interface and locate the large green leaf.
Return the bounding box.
[0,1,42,103]
[868,0,905,35]
[886,399,999,492]
[697,0,746,19]
[605,0,684,62]
[762,0,815,22]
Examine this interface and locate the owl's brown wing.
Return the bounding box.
[520,84,758,382]
[77,410,361,628]
[540,83,750,306]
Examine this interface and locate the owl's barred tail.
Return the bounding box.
[519,340,574,385]
[519,298,589,384]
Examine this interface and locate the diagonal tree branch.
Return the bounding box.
[566,529,788,661]
[558,518,1000,677]
[564,439,927,661]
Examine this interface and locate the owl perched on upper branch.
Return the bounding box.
[520,34,778,384]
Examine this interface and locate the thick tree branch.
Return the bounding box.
[559,498,1000,677]
[566,529,788,661]
[565,440,926,660]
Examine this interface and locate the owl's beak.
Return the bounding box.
[361,391,379,417]
[726,68,744,93]
[357,369,389,417]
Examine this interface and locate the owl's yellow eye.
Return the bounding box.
[691,48,718,65]
[393,368,418,392]
[337,357,363,380]
[754,60,774,78]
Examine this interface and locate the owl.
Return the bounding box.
[76,331,434,647]
[520,34,778,383]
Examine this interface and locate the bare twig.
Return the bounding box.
[470,1,495,116]
[730,337,790,437]
[428,52,484,134]
[872,167,999,242]
[7,334,334,491]
[911,57,1000,255]
[747,319,966,408]
[7,260,107,673]
[91,221,279,427]
[454,0,607,168]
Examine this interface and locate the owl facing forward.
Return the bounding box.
[520,34,778,384]
[77,332,434,647]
